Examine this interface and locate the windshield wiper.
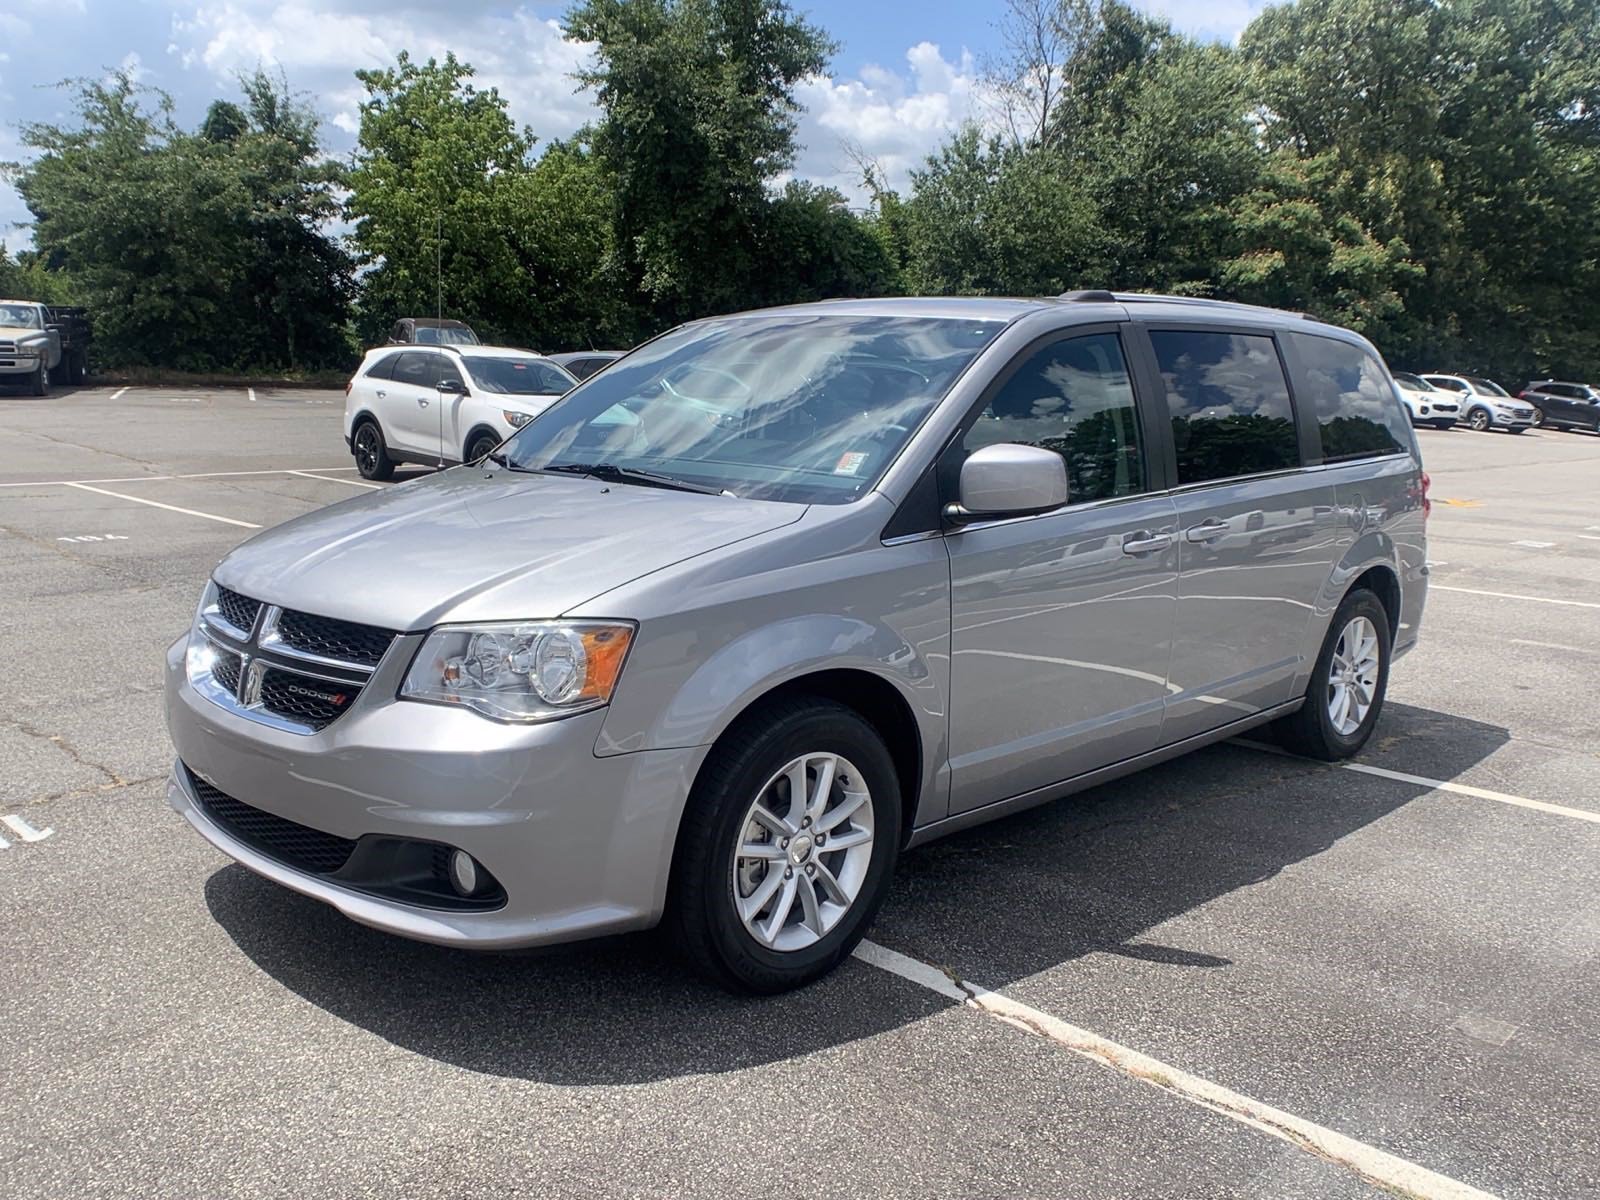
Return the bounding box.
[484,450,534,472]
[543,462,730,496]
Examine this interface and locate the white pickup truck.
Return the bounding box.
[0,300,91,394]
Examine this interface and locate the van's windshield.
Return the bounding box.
[500,314,1004,504]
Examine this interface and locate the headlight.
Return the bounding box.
[502,410,533,428]
[401,621,635,722]
[14,344,39,358]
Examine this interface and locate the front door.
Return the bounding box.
[947,328,1179,814]
[1138,325,1339,744]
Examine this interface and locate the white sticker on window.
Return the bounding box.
[834,451,869,476]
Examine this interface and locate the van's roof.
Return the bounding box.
[731,292,1333,326]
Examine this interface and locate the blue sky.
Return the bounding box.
[0,0,1269,250]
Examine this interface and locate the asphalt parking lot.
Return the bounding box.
[2,383,1597,1199]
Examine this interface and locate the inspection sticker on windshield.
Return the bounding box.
[834,451,869,476]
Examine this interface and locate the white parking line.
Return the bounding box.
[1339,762,1600,826]
[1510,637,1599,656]
[1431,584,1600,610]
[110,386,129,400]
[1236,740,1600,826]
[0,467,360,489]
[289,470,381,489]
[1510,540,1555,549]
[854,941,1496,1200]
[1,815,53,843]
[63,482,261,529]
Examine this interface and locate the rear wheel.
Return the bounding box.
[352,419,395,481]
[667,697,901,993]
[1272,589,1392,761]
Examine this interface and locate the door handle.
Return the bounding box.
[1122,531,1173,555]
[375,389,386,398]
[418,398,430,408]
[1184,519,1228,543]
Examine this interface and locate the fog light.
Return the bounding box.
[447,849,480,896]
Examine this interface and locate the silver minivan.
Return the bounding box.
[165,294,1429,992]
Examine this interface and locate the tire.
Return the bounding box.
[352,419,395,481]
[1466,407,1491,432]
[465,431,499,464]
[1432,420,1455,431]
[1531,407,1545,427]
[667,697,902,994]
[1272,589,1392,762]
[69,349,86,385]
[31,359,48,396]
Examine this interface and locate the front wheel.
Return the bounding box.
[465,431,499,464]
[352,420,395,481]
[667,697,902,993]
[1531,408,1545,427]
[1272,589,1392,761]
[1467,407,1491,432]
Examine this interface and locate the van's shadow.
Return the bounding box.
[205,701,1506,1084]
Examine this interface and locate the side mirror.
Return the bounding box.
[945,443,1068,525]
[437,377,468,396]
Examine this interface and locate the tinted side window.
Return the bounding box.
[437,358,465,390]
[392,352,439,387]
[1285,332,1409,462]
[1149,330,1299,485]
[364,353,399,381]
[962,332,1145,504]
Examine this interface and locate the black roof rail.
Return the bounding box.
[1058,289,1117,303]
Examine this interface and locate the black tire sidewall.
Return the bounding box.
[354,421,391,480]
[1306,591,1392,756]
[467,433,498,463]
[675,701,901,992]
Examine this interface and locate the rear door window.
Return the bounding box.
[391,351,439,388]
[961,331,1146,504]
[1284,332,1410,462]
[1148,329,1300,485]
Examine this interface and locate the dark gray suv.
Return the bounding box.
[166,293,1428,992]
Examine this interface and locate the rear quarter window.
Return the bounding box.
[1285,332,1411,462]
[364,353,400,381]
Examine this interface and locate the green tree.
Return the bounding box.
[13,71,352,371]
[346,52,537,345]
[565,0,835,322]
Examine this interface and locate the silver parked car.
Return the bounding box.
[166,294,1429,992]
[1419,373,1536,432]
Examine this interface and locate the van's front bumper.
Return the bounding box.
[164,634,704,949]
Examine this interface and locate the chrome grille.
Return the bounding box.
[196,585,399,734]
[257,667,356,731]
[215,586,262,635]
[275,609,395,667]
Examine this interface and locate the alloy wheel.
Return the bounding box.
[1327,616,1381,737]
[1469,409,1490,431]
[355,425,379,474]
[731,752,875,952]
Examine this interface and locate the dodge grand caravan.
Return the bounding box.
[165,293,1428,993]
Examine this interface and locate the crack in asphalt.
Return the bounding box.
[0,712,135,792]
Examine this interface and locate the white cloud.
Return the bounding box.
[793,42,986,206]
[167,1,596,149]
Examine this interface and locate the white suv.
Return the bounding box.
[344,345,576,479]
[1420,373,1535,433]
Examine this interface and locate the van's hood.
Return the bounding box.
[215,467,805,631]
